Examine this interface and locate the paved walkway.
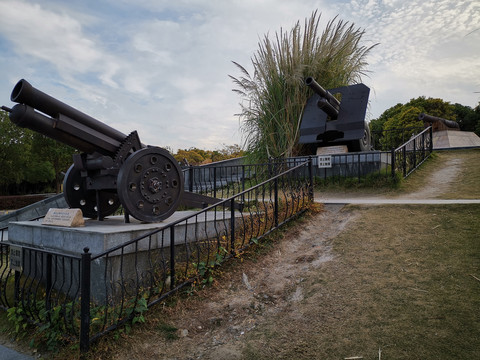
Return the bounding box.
[0,344,33,360]
[315,196,480,205]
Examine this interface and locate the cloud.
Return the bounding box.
[0,0,478,152]
[334,0,480,115]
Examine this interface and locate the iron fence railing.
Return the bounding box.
[182,158,289,199]
[371,126,426,151]
[392,126,433,178]
[291,151,393,183]
[0,159,313,352]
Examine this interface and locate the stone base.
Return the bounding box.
[433,130,480,149]
[8,210,236,255]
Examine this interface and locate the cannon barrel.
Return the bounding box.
[305,77,340,119]
[8,79,129,155]
[418,113,459,129]
[9,104,102,154]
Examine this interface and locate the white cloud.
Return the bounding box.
[0,0,478,152]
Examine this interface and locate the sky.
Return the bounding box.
[0,0,479,152]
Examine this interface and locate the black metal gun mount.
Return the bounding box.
[3,79,228,222]
[299,77,371,152]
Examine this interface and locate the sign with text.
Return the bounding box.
[42,208,85,227]
[9,245,23,272]
[317,155,332,168]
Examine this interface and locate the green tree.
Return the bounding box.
[382,106,424,149]
[370,97,465,150]
[0,109,75,194]
[231,11,376,163]
[29,134,76,193]
[369,103,403,149]
[0,109,32,193]
[454,102,480,135]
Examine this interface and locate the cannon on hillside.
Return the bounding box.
[2,79,226,222]
[418,113,460,131]
[299,77,371,153]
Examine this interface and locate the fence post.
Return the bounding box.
[308,156,314,202]
[213,167,217,198]
[46,253,52,317]
[429,126,433,153]
[391,148,395,180]
[402,146,406,177]
[230,198,236,253]
[413,137,417,170]
[241,165,246,193]
[80,247,91,353]
[357,153,361,182]
[274,177,279,228]
[14,270,20,306]
[170,226,175,290]
[188,167,193,192]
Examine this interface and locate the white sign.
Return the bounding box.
[318,155,332,168]
[9,245,23,272]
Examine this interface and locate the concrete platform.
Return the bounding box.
[8,210,239,256]
[433,130,480,149]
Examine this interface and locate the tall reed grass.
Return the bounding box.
[231,10,377,163]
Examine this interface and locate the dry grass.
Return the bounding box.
[241,204,480,359]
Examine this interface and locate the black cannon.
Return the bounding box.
[418,113,459,131]
[2,79,225,222]
[299,77,371,152]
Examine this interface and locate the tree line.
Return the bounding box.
[369,97,480,150]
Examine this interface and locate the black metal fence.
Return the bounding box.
[392,126,433,178]
[0,159,313,352]
[182,157,289,199]
[292,126,433,183]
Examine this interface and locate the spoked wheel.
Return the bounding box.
[117,147,184,222]
[63,164,121,219]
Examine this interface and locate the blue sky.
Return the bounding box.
[0,0,479,151]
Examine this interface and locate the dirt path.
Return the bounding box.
[111,204,357,360]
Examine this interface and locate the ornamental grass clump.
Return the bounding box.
[231,10,377,163]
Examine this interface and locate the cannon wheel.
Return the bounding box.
[117,147,184,222]
[63,164,121,219]
[349,123,371,152]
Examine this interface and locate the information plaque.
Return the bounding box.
[42,208,85,227]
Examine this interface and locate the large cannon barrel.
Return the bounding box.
[7,79,129,155]
[9,104,102,154]
[418,113,459,129]
[305,77,340,119]
[11,79,127,142]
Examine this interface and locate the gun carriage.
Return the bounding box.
[299,77,371,153]
[2,79,223,222]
